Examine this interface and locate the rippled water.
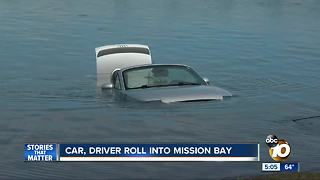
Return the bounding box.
[1,0,320,179]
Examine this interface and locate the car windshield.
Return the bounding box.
[122,65,206,90]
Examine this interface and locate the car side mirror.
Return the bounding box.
[101,83,113,89]
[203,78,210,85]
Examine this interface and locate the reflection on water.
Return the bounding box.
[0,0,320,179]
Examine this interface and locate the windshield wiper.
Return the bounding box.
[129,84,162,89]
[137,84,154,89]
[169,82,201,86]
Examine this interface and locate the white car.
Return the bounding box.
[96,44,232,103]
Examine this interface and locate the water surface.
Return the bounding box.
[1,0,320,179]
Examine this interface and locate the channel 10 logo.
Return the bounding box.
[265,135,291,161]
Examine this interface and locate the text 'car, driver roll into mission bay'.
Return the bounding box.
[95,44,232,103]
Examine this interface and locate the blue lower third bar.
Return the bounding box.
[280,163,299,172]
[24,144,57,161]
[58,143,259,161]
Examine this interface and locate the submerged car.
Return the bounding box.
[95,44,232,103]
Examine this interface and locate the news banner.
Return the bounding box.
[25,144,259,161]
[24,135,300,173]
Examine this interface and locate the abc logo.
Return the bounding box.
[265,135,291,161]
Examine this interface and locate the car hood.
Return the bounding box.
[123,85,232,103]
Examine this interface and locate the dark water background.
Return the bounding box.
[0,0,319,179]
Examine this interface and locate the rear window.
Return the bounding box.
[97,47,150,57]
